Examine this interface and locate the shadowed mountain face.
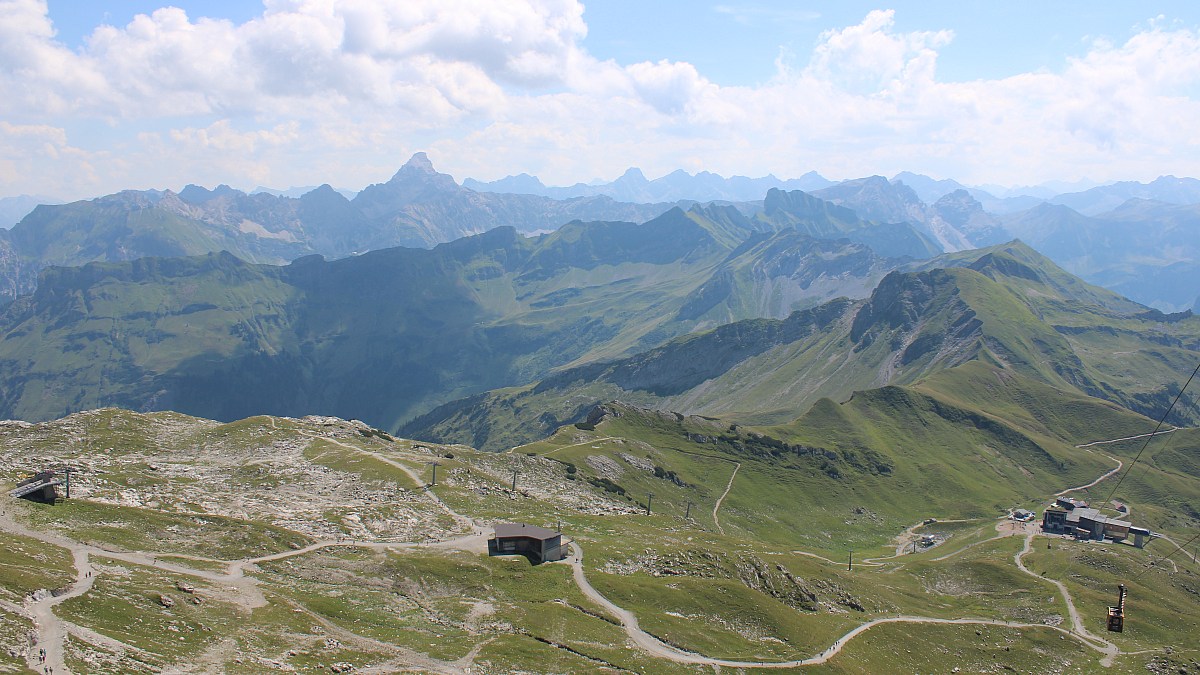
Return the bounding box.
[0,205,921,429]
[0,153,682,304]
[403,241,1199,451]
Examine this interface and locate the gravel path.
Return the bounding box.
[711,462,739,535]
[565,540,1114,668]
[1014,530,1119,666]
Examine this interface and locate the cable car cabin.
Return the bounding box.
[1107,584,1127,633]
[1107,607,1123,632]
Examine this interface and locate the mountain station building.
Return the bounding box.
[1042,501,1151,548]
[489,523,566,564]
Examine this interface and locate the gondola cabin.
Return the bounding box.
[1107,584,1127,632]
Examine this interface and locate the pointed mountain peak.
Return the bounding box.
[299,184,348,204]
[381,152,459,191]
[616,167,648,183]
[402,152,436,173]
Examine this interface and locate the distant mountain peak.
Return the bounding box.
[380,152,459,193]
[402,152,436,173]
[616,168,648,183]
[177,183,241,205]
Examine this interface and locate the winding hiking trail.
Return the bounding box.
[566,541,1112,668]
[1057,451,1123,497]
[0,426,491,675]
[711,462,740,535]
[517,436,617,456]
[1014,531,1119,666]
[1075,428,1178,448]
[303,432,476,533]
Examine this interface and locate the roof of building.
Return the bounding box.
[1067,508,1131,528]
[493,523,561,541]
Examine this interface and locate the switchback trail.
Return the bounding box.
[564,542,1116,668]
[1014,530,1118,666]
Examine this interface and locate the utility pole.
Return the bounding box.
[646,493,654,515]
[512,468,519,492]
[428,461,441,487]
[848,550,853,571]
[63,466,71,499]
[685,500,693,519]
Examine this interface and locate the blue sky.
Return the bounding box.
[5,1,1200,198]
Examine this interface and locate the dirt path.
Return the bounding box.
[881,518,985,560]
[1075,428,1178,448]
[1057,451,1123,497]
[1013,530,1118,666]
[711,462,740,535]
[303,433,475,533]
[1,464,492,675]
[24,547,95,675]
[564,540,1115,668]
[532,436,617,456]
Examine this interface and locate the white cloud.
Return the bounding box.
[0,122,101,197]
[712,4,820,27]
[0,2,1198,195]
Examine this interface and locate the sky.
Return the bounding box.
[3,1,1200,200]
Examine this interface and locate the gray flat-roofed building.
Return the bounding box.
[1044,503,1150,548]
[489,523,565,564]
[1065,507,1136,544]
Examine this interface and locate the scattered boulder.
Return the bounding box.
[157,594,175,608]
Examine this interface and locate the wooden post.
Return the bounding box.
[512,468,518,492]
[685,501,693,519]
[848,550,853,571]
[646,493,654,515]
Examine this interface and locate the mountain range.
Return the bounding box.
[0,153,682,303]
[464,166,835,202]
[2,195,1195,450]
[403,241,1197,451]
[3,156,1197,310]
[0,201,932,429]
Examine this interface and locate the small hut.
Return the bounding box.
[489,523,565,564]
[9,471,61,503]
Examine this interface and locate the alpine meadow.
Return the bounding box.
[1,3,1199,674]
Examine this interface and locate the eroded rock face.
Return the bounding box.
[585,454,623,480]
